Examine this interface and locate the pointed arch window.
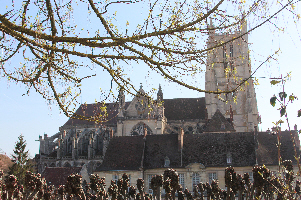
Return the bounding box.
[223,46,227,58]
[230,44,233,57]
[131,123,153,136]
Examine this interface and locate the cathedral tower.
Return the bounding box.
[205,18,258,132]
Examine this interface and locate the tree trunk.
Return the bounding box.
[238,190,243,200]
[156,188,161,200]
[171,190,175,200]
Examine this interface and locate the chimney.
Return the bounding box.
[294,124,298,131]
[178,128,184,151]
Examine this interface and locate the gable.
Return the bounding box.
[203,109,235,132]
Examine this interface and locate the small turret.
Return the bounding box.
[118,88,125,108]
[118,88,125,118]
[157,84,163,102]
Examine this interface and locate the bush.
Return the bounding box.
[0,163,299,199]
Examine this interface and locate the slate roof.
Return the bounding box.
[256,131,299,165]
[63,98,207,127]
[97,135,145,171]
[143,133,256,168]
[96,132,258,171]
[41,167,82,187]
[182,133,256,167]
[203,109,235,133]
[63,102,130,127]
[96,131,299,171]
[144,134,181,169]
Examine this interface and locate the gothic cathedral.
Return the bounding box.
[36,19,259,173]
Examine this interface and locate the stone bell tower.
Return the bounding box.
[205,18,258,132]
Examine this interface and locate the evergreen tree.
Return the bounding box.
[8,134,33,185]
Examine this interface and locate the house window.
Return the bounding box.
[230,45,233,57]
[223,46,227,58]
[164,156,170,167]
[148,175,156,194]
[112,174,119,184]
[246,172,253,182]
[179,173,185,189]
[192,172,200,188]
[208,172,217,184]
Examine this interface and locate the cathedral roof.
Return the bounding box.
[62,97,207,128]
[62,102,130,127]
[163,97,206,120]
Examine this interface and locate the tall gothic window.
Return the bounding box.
[223,62,228,70]
[230,44,233,57]
[229,61,234,71]
[223,46,227,58]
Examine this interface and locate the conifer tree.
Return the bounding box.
[8,134,33,185]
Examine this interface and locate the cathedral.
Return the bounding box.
[36,20,299,191]
[37,19,259,173]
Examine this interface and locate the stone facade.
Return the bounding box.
[205,19,258,132]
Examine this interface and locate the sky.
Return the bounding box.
[0,1,301,158]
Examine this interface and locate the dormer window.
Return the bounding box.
[164,156,170,167]
[227,153,232,164]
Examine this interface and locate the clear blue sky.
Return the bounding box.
[0,1,301,157]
